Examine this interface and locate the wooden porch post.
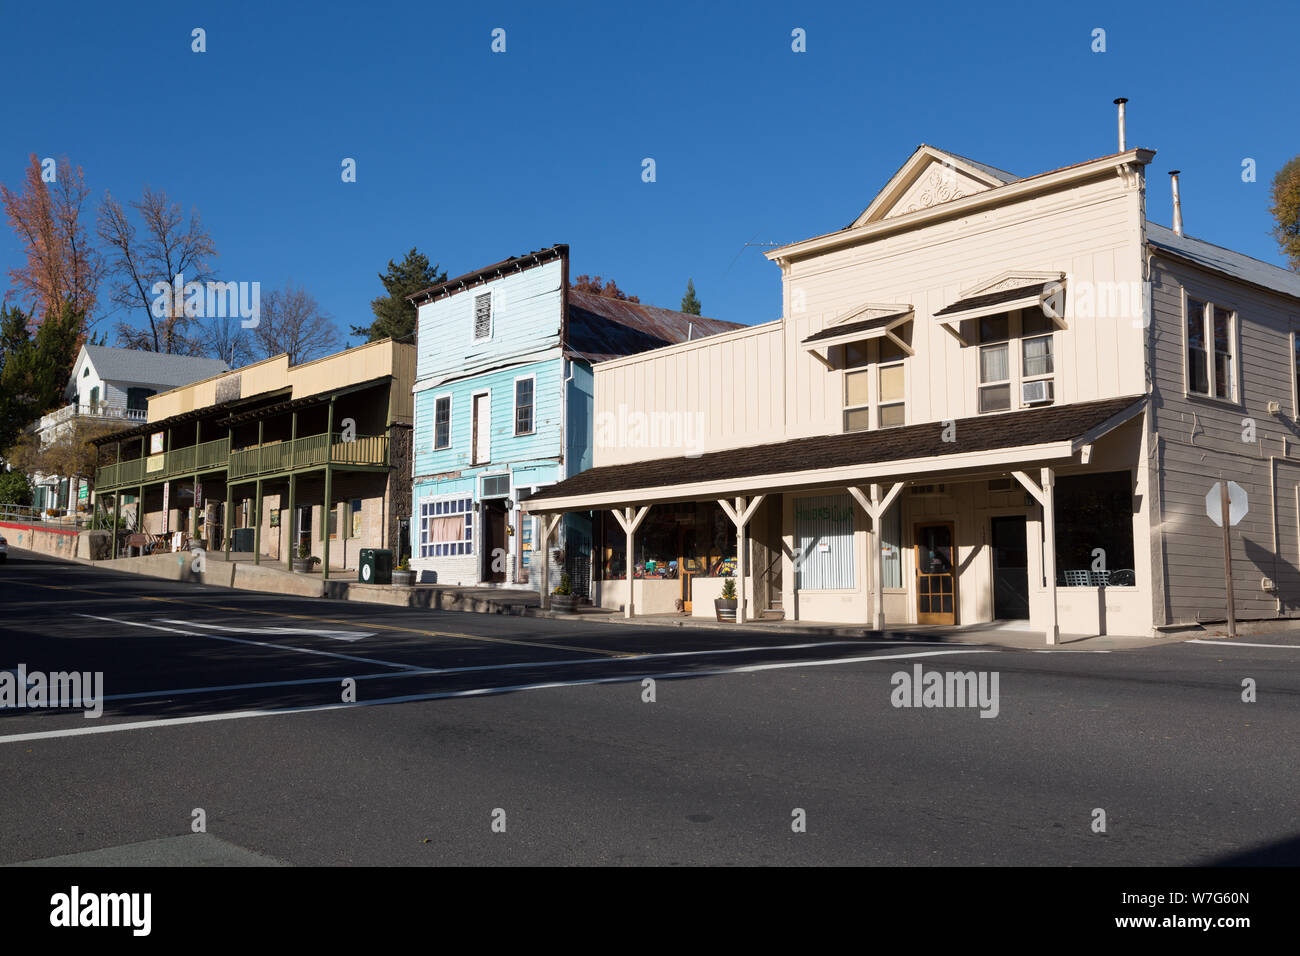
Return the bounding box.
[323,398,335,580]
[112,491,121,559]
[253,478,263,565]
[611,506,650,618]
[1041,467,1059,645]
[848,482,905,631]
[224,482,233,559]
[538,513,562,609]
[718,495,765,624]
[1012,469,1059,646]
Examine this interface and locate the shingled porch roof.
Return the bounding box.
[521,396,1146,511]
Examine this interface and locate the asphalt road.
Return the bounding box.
[2,547,1298,866]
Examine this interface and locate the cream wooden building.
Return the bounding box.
[523,128,1300,642]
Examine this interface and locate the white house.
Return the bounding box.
[522,108,1300,642]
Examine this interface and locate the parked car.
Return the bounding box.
[0,535,7,561]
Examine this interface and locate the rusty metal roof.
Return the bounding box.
[565,290,746,362]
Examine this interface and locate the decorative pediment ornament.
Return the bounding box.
[826,302,913,328]
[889,165,970,218]
[961,270,1066,298]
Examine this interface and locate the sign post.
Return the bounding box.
[1206,480,1248,638]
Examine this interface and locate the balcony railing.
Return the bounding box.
[95,432,388,487]
[228,432,388,479]
[44,402,148,430]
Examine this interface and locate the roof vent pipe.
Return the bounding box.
[687,322,693,341]
[1169,170,1183,236]
[1113,97,1128,152]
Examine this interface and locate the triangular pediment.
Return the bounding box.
[852,146,1018,227]
[961,270,1065,297]
[826,302,913,328]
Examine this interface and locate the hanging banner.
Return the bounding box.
[162,481,170,533]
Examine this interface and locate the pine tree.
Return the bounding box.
[680,277,701,315]
[352,248,447,342]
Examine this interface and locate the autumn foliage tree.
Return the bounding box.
[0,154,104,323]
[569,274,639,302]
[1270,155,1300,271]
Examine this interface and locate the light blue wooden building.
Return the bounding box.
[408,244,740,593]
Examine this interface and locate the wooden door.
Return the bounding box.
[915,522,956,625]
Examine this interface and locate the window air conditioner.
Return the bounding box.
[1021,380,1053,405]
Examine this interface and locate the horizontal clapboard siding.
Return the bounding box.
[1150,254,1300,623]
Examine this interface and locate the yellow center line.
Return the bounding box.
[28,583,632,658]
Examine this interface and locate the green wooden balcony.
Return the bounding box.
[228,432,388,479]
[95,432,387,489]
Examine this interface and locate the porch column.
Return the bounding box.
[1041,467,1059,645]
[848,483,905,630]
[1012,468,1060,645]
[322,398,335,580]
[253,478,263,565]
[718,495,765,624]
[611,506,650,618]
[537,513,562,609]
[112,491,121,559]
[225,482,234,558]
[287,472,297,563]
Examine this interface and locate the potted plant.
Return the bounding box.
[392,556,414,586]
[715,577,739,622]
[291,542,319,573]
[551,573,578,612]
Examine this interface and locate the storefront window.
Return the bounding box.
[599,502,735,580]
[795,493,855,590]
[1053,471,1135,586]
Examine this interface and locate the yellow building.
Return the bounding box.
[92,339,415,576]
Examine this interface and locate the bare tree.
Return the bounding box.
[198,313,254,368]
[97,187,217,354]
[253,283,340,365]
[0,154,104,321]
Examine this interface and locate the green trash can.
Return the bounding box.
[359,548,393,585]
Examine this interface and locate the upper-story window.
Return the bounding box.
[978,309,1055,413]
[473,292,493,341]
[877,339,906,427]
[843,339,906,431]
[1186,297,1236,400]
[844,343,871,431]
[434,395,452,449]
[978,314,1011,412]
[514,377,535,435]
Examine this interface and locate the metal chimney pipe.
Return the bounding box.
[1113,97,1128,151]
[1169,170,1183,236]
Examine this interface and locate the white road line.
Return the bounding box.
[73,614,419,671]
[0,648,992,744]
[1187,639,1300,649]
[51,638,1001,706]
[154,619,374,642]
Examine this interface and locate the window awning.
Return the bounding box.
[934,275,1067,345]
[801,305,913,368]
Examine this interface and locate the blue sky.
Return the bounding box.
[3,0,1297,346]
